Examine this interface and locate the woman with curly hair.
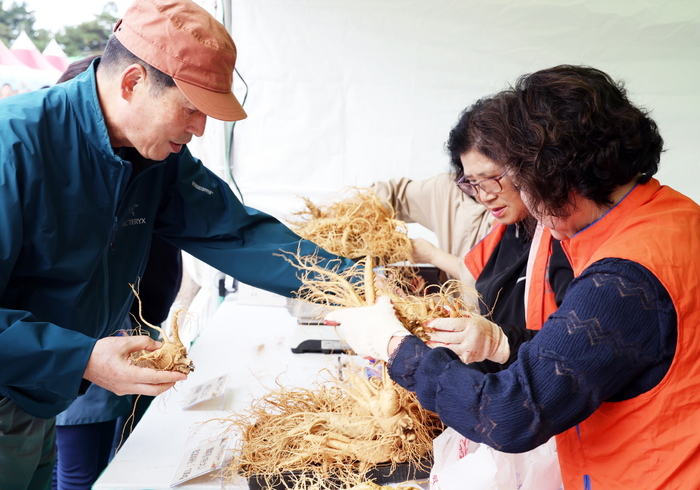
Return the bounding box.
[326,65,700,489]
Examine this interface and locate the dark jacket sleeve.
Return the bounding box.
[153,149,357,298]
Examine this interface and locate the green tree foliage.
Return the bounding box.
[57,4,119,57]
[56,8,119,57]
[0,1,118,55]
[0,1,43,48]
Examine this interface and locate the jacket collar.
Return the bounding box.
[65,58,123,164]
[561,179,661,276]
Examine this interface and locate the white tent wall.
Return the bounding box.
[192,0,700,227]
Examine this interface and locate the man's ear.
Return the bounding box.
[119,63,148,101]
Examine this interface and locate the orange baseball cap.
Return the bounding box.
[114,0,247,122]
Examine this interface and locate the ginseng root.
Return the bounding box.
[128,284,194,374]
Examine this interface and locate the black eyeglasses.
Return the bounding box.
[456,172,507,197]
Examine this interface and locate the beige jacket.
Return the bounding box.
[371,173,493,286]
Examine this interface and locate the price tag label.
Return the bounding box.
[183,374,228,409]
[170,436,230,487]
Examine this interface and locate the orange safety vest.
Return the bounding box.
[556,179,700,489]
[463,222,557,330]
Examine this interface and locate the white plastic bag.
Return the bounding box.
[429,428,562,490]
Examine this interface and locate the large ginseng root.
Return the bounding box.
[128,284,194,374]
[218,362,442,490]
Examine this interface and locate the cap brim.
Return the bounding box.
[175,79,247,122]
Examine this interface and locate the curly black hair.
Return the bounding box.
[496,65,664,219]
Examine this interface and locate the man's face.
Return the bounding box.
[124,83,207,161]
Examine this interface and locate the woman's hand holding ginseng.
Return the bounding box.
[426,316,510,364]
[410,237,440,264]
[324,296,410,361]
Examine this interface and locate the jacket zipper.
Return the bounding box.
[109,216,118,251]
[103,164,126,330]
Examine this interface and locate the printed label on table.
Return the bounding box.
[170,436,230,487]
[183,374,228,409]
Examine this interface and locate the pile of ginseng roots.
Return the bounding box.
[220,362,443,490]
[286,188,413,267]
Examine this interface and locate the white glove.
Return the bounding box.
[426,316,510,364]
[324,296,410,361]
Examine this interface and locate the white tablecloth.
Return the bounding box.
[94,293,347,490]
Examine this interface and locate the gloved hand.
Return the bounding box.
[324,296,410,361]
[426,316,510,364]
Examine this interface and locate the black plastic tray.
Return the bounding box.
[247,459,431,489]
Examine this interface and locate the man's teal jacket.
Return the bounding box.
[0,62,353,418]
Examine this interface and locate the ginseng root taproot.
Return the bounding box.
[128,284,194,374]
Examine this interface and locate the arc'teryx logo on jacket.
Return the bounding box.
[122,203,146,227]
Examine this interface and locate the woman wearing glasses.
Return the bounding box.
[424,98,573,372]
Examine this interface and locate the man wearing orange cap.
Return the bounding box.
[0,1,355,488]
